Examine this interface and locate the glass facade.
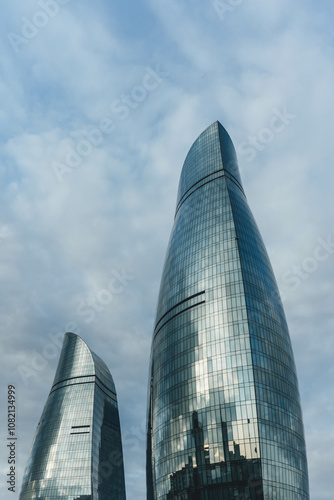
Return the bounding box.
[147,122,309,500]
[19,332,126,500]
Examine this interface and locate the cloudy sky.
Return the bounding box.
[0,1,333,498]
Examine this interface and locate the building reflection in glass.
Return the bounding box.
[147,122,309,500]
[167,411,262,500]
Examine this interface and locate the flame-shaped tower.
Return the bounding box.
[20,332,126,500]
[147,122,309,500]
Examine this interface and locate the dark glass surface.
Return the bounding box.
[147,122,309,500]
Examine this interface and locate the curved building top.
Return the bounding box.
[52,332,116,393]
[176,121,243,211]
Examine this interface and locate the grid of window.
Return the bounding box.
[19,333,126,500]
[227,178,309,500]
[147,122,309,500]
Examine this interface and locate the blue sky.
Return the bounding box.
[0,1,333,499]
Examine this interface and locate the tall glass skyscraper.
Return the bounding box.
[19,332,126,500]
[147,122,309,500]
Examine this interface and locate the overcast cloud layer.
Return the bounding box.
[0,1,333,499]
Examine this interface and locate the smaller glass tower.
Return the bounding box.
[19,332,126,500]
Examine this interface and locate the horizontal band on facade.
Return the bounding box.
[51,373,117,397]
[153,300,206,341]
[175,169,245,216]
[178,166,243,209]
[49,378,117,403]
[154,291,205,331]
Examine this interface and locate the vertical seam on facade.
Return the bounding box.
[223,173,264,476]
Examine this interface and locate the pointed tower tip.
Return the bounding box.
[64,331,87,347]
[53,332,116,393]
[197,121,232,145]
[176,121,243,208]
[208,119,223,127]
[203,120,221,132]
